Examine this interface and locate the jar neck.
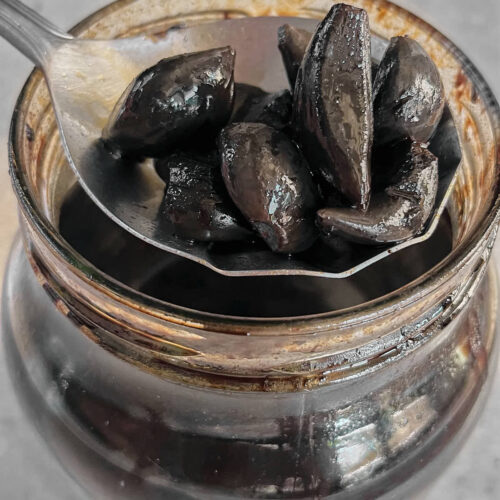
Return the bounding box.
[18,208,498,391]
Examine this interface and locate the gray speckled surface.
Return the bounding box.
[0,1,499,499]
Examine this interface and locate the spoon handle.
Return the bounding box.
[0,0,72,66]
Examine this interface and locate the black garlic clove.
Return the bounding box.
[293,4,373,210]
[230,83,267,122]
[371,137,414,191]
[278,24,379,88]
[317,143,439,245]
[278,24,312,87]
[231,86,293,130]
[219,122,320,253]
[373,36,445,147]
[428,105,462,172]
[160,154,252,242]
[103,47,235,157]
[155,144,219,183]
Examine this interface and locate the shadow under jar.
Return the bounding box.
[2,0,500,499]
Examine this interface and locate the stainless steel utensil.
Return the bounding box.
[0,0,461,277]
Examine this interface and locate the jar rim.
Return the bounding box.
[8,0,500,329]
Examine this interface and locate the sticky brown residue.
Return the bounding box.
[470,85,480,104]
[455,70,467,88]
[145,30,170,43]
[25,124,35,142]
[479,144,497,189]
[55,298,70,316]
[452,172,468,231]
[376,5,388,23]
[454,70,469,107]
[34,134,47,177]
[490,144,497,169]
[464,115,475,135]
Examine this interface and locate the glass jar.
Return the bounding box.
[2,0,500,498]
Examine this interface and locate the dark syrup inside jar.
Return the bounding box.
[59,183,452,317]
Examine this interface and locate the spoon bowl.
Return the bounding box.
[0,1,461,277]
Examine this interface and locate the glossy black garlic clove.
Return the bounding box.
[160,153,252,242]
[373,36,445,147]
[428,105,462,172]
[231,86,293,131]
[230,83,267,121]
[155,142,219,183]
[278,24,379,88]
[219,123,320,253]
[371,137,414,191]
[278,24,312,87]
[293,4,373,210]
[317,143,439,245]
[103,47,235,157]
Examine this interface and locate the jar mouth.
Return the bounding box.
[8,0,500,327]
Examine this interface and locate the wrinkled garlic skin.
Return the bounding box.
[373,36,445,147]
[103,47,235,157]
[317,143,439,245]
[160,153,252,242]
[219,122,320,253]
[293,4,373,211]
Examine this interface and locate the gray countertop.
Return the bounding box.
[0,1,499,498]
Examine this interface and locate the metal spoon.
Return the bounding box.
[0,0,460,278]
